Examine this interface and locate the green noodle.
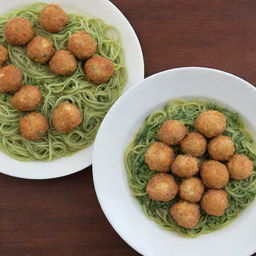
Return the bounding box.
[125,99,256,237]
[0,3,127,161]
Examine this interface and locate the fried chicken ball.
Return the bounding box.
[39,4,68,33]
[85,55,114,84]
[4,17,35,45]
[201,189,228,216]
[145,142,175,172]
[208,135,235,161]
[27,36,55,64]
[0,44,8,67]
[227,154,253,180]
[170,200,201,229]
[146,173,178,202]
[200,160,229,189]
[20,112,49,140]
[12,85,42,111]
[49,50,77,75]
[67,31,97,60]
[179,177,204,203]
[195,110,227,138]
[0,64,22,93]
[51,102,82,133]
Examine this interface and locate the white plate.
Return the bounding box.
[0,0,144,179]
[93,67,256,256]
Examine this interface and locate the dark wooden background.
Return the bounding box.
[1,0,256,255]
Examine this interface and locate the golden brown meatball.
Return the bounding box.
[0,64,22,93]
[40,4,68,33]
[4,17,35,46]
[49,50,77,75]
[200,160,229,189]
[20,112,49,140]
[195,110,226,138]
[208,135,235,161]
[12,85,42,111]
[146,173,178,202]
[227,154,253,180]
[201,189,228,216]
[180,132,207,157]
[179,177,204,203]
[0,44,8,67]
[85,55,114,84]
[67,31,97,60]
[171,155,199,177]
[170,200,201,229]
[27,36,54,64]
[52,102,82,133]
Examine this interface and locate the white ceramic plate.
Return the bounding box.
[0,0,144,179]
[93,67,256,256]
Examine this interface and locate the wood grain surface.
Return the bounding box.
[1,0,256,255]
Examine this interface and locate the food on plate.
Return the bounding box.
[0,44,8,67]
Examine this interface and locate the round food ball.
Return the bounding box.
[180,132,207,157]
[20,112,49,140]
[208,135,235,161]
[146,173,178,202]
[195,110,227,138]
[145,142,175,172]
[52,102,82,133]
[12,85,42,111]
[0,64,22,93]
[85,55,114,84]
[4,17,35,45]
[158,120,187,145]
[171,155,199,177]
[27,36,54,64]
[49,50,77,75]
[39,4,68,33]
[200,160,229,189]
[179,177,204,203]
[170,200,201,229]
[0,44,8,67]
[227,154,253,180]
[67,31,97,60]
[201,189,228,216]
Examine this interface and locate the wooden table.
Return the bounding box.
[1,0,256,255]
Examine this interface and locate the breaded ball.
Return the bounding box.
[146,173,178,202]
[12,85,42,111]
[195,110,227,138]
[170,200,201,229]
[0,44,8,67]
[180,132,207,157]
[52,102,82,133]
[20,112,49,140]
[171,155,199,177]
[67,31,97,60]
[0,64,22,93]
[85,55,114,84]
[200,160,229,189]
[145,142,174,172]
[158,120,187,145]
[179,177,204,203]
[40,4,68,33]
[49,50,77,75]
[208,135,235,161]
[27,36,54,64]
[4,17,35,45]
[201,189,228,216]
[227,154,253,180]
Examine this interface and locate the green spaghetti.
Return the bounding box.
[0,3,127,161]
[125,99,256,237]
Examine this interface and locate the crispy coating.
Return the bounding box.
[145,142,175,172]
[4,17,35,45]
[20,112,49,140]
[85,55,114,84]
[227,154,253,180]
[0,44,8,67]
[195,110,226,138]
